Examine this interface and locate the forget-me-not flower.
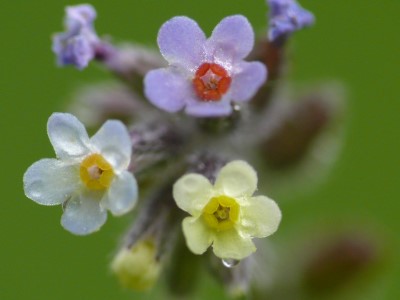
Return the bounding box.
[173,160,281,260]
[23,113,138,235]
[144,15,267,117]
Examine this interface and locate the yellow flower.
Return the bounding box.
[111,239,161,291]
[173,160,281,260]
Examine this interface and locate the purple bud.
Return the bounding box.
[52,4,99,70]
[267,0,315,42]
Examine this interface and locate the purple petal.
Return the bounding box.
[53,34,95,69]
[207,15,254,62]
[144,68,191,113]
[66,4,97,30]
[157,16,206,69]
[230,61,267,102]
[185,99,232,117]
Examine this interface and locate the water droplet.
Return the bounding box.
[222,258,240,268]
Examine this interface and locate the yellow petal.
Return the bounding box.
[173,174,213,215]
[214,160,258,199]
[212,229,256,260]
[182,216,213,255]
[240,195,281,238]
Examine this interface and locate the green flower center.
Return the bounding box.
[202,195,240,231]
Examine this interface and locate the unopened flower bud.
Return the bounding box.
[111,184,180,291]
[302,233,380,294]
[111,239,162,291]
[261,93,335,169]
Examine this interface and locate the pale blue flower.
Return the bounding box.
[23,113,138,235]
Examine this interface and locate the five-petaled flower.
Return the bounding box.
[173,160,281,260]
[267,0,315,42]
[23,113,138,235]
[52,4,100,69]
[144,15,267,117]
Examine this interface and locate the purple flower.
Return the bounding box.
[267,0,315,42]
[144,15,267,117]
[52,4,99,70]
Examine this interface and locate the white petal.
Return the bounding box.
[23,158,79,206]
[240,196,282,238]
[230,61,267,102]
[90,120,132,172]
[47,113,90,160]
[61,193,107,235]
[173,174,213,215]
[207,15,254,62]
[182,216,213,255]
[101,171,138,216]
[212,229,256,260]
[158,16,206,69]
[214,160,258,198]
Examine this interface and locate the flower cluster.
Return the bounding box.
[52,4,100,69]
[267,0,315,42]
[21,1,345,297]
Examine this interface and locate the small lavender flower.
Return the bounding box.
[267,0,315,42]
[144,15,267,117]
[52,4,99,70]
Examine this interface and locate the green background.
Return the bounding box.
[1,0,399,299]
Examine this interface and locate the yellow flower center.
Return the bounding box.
[202,195,240,231]
[80,153,115,190]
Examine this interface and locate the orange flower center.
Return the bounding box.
[192,63,232,102]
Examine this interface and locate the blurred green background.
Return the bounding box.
[1,0,399,299]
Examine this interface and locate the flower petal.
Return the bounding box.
[90,120,132,172]
[212,229,256,260]
[47,113,90,160]
[185,100,232,117]
[157,16,206,69]
[230,61,267,102]
[240,195,282,238]
[101,171,138,216]
[23,158,79,206]
[207,15,254,62]
[61,193,107,235]
[182,216,213,255]
[173,174,213,215]
[144,68,191,113]
[214,160,258,198]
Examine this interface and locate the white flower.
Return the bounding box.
[23,113,138,235]
[173,160,281,260]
